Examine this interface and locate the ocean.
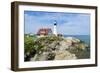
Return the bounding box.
[64,35,90,45]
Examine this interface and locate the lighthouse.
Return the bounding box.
[53,21,57,36]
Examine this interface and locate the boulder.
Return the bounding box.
[55,50,77,60]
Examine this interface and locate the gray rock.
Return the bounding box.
[55,50,77,60]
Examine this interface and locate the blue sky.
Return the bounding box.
[24,11,90,35]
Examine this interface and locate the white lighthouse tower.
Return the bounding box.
[53,21,57,36]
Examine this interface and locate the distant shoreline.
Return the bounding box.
[63,35,90,45]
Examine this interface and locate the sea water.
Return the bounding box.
[64,35,90,45]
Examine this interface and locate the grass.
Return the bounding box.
[24,34,90,61]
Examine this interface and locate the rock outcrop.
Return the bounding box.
[55,50,77,60]
[25,35,90,61]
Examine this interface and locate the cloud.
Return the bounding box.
[24,11,90,35]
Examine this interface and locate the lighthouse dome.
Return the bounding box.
[54,23,57,25]
[54,21,57,25]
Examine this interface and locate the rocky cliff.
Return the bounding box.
[24,35,90,61]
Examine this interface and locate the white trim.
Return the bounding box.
[18,5,96,68]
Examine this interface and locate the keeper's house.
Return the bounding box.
[37,28,52,37]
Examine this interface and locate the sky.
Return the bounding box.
[24,11,90,35]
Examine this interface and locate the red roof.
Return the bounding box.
[37,28,52,35]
